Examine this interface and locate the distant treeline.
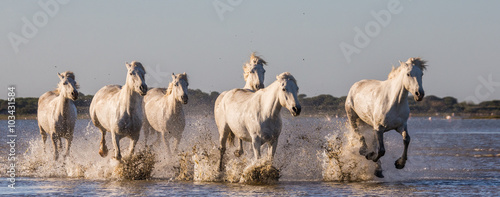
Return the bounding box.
[1,89,499,118]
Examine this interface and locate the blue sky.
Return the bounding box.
[2,0,500,103]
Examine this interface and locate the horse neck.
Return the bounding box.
[119,83,142,114]
[164,90,182,114]
[258,81,282,119]
[55,92,71,117]
[243,81,253,90]
[384,72,409,108]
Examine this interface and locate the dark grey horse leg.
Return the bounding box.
[395,125,410,169]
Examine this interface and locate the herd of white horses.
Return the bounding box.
[37,53,427,178]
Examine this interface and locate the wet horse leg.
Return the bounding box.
[98,128,108,157]
[111,132,122,160]
[218,125,230,171]
[395,125,410,169]
[346,108,368,155]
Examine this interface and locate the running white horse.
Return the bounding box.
[143,73,189,156]
[90,61,148,160]
[242,52,267,91]
[345,57,427,178]
[37,71,79,160]
[215,72,301,171]
[217,53,267,157]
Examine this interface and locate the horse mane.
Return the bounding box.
[55,71,79,95]
[388,57,428,79]
[406,57,428,71]
[243,52,267,81]
[276,72,297,85]
[166,73,188,96]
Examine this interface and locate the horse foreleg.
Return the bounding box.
[128,134,139,157]
[172,135,181,155]
[64,135,73,159]
[251,136,262,161]
[375,160,384,178]
[395,125,410,169]
[267,140,278,161]
[111,132,121,160]
[51,134,59,161]
[161,132,172,156]
[98,129,108,157]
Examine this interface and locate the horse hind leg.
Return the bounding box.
[395,126,410,169]
[375,160,384,178]
[346,107,368,156]
[366,129,385,163]
[234,139,244,157]
[218,125,230,171]
[98,128,108,157]
[39,126,47,153]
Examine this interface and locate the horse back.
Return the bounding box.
[90,85,122,130]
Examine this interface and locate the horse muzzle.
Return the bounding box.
[182,95,188,104]
[255,83,264,90]
[291,106,301,117]
[414,90,424,101]
[71,91,78,100]
[139,85,148,96]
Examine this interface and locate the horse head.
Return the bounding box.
[57,71,79,101]
[277,72,301,116]
[167,72,189,104]
[243,53,266,91]
[401,57,427,101]
[126,61,148,96]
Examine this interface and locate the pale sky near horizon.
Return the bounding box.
[1,0,500,103]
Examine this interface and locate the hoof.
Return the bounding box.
[374,169,384,178]
[234,150,243,157]
[99,149,108,157]
[395,158,406,169]
[112,155,122,161]
[365,152,376,161]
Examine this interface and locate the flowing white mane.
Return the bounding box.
[243,52,267,81]
[388,57,428,79]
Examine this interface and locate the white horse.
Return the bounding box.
[345,57,427,178]
[242,52,267,91]
[37,71,79,160]
[143,73,189,156]
[216,53,267,157]
[215,72,301,171]
[90,61,148,160]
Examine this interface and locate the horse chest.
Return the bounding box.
[116,113,142,135]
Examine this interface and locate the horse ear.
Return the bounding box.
[125,62,131,70]
[183,72,186,76]
[57,72,64,80]
[172,73,176,80]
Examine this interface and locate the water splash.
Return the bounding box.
[320,124,375,181]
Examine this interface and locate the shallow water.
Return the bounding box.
[1,117,499,196]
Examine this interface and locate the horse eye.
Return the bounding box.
[282,88,286,91]
[406,73,410,77]
[129,72,133,75]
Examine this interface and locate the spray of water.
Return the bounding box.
[320,122,375,181]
